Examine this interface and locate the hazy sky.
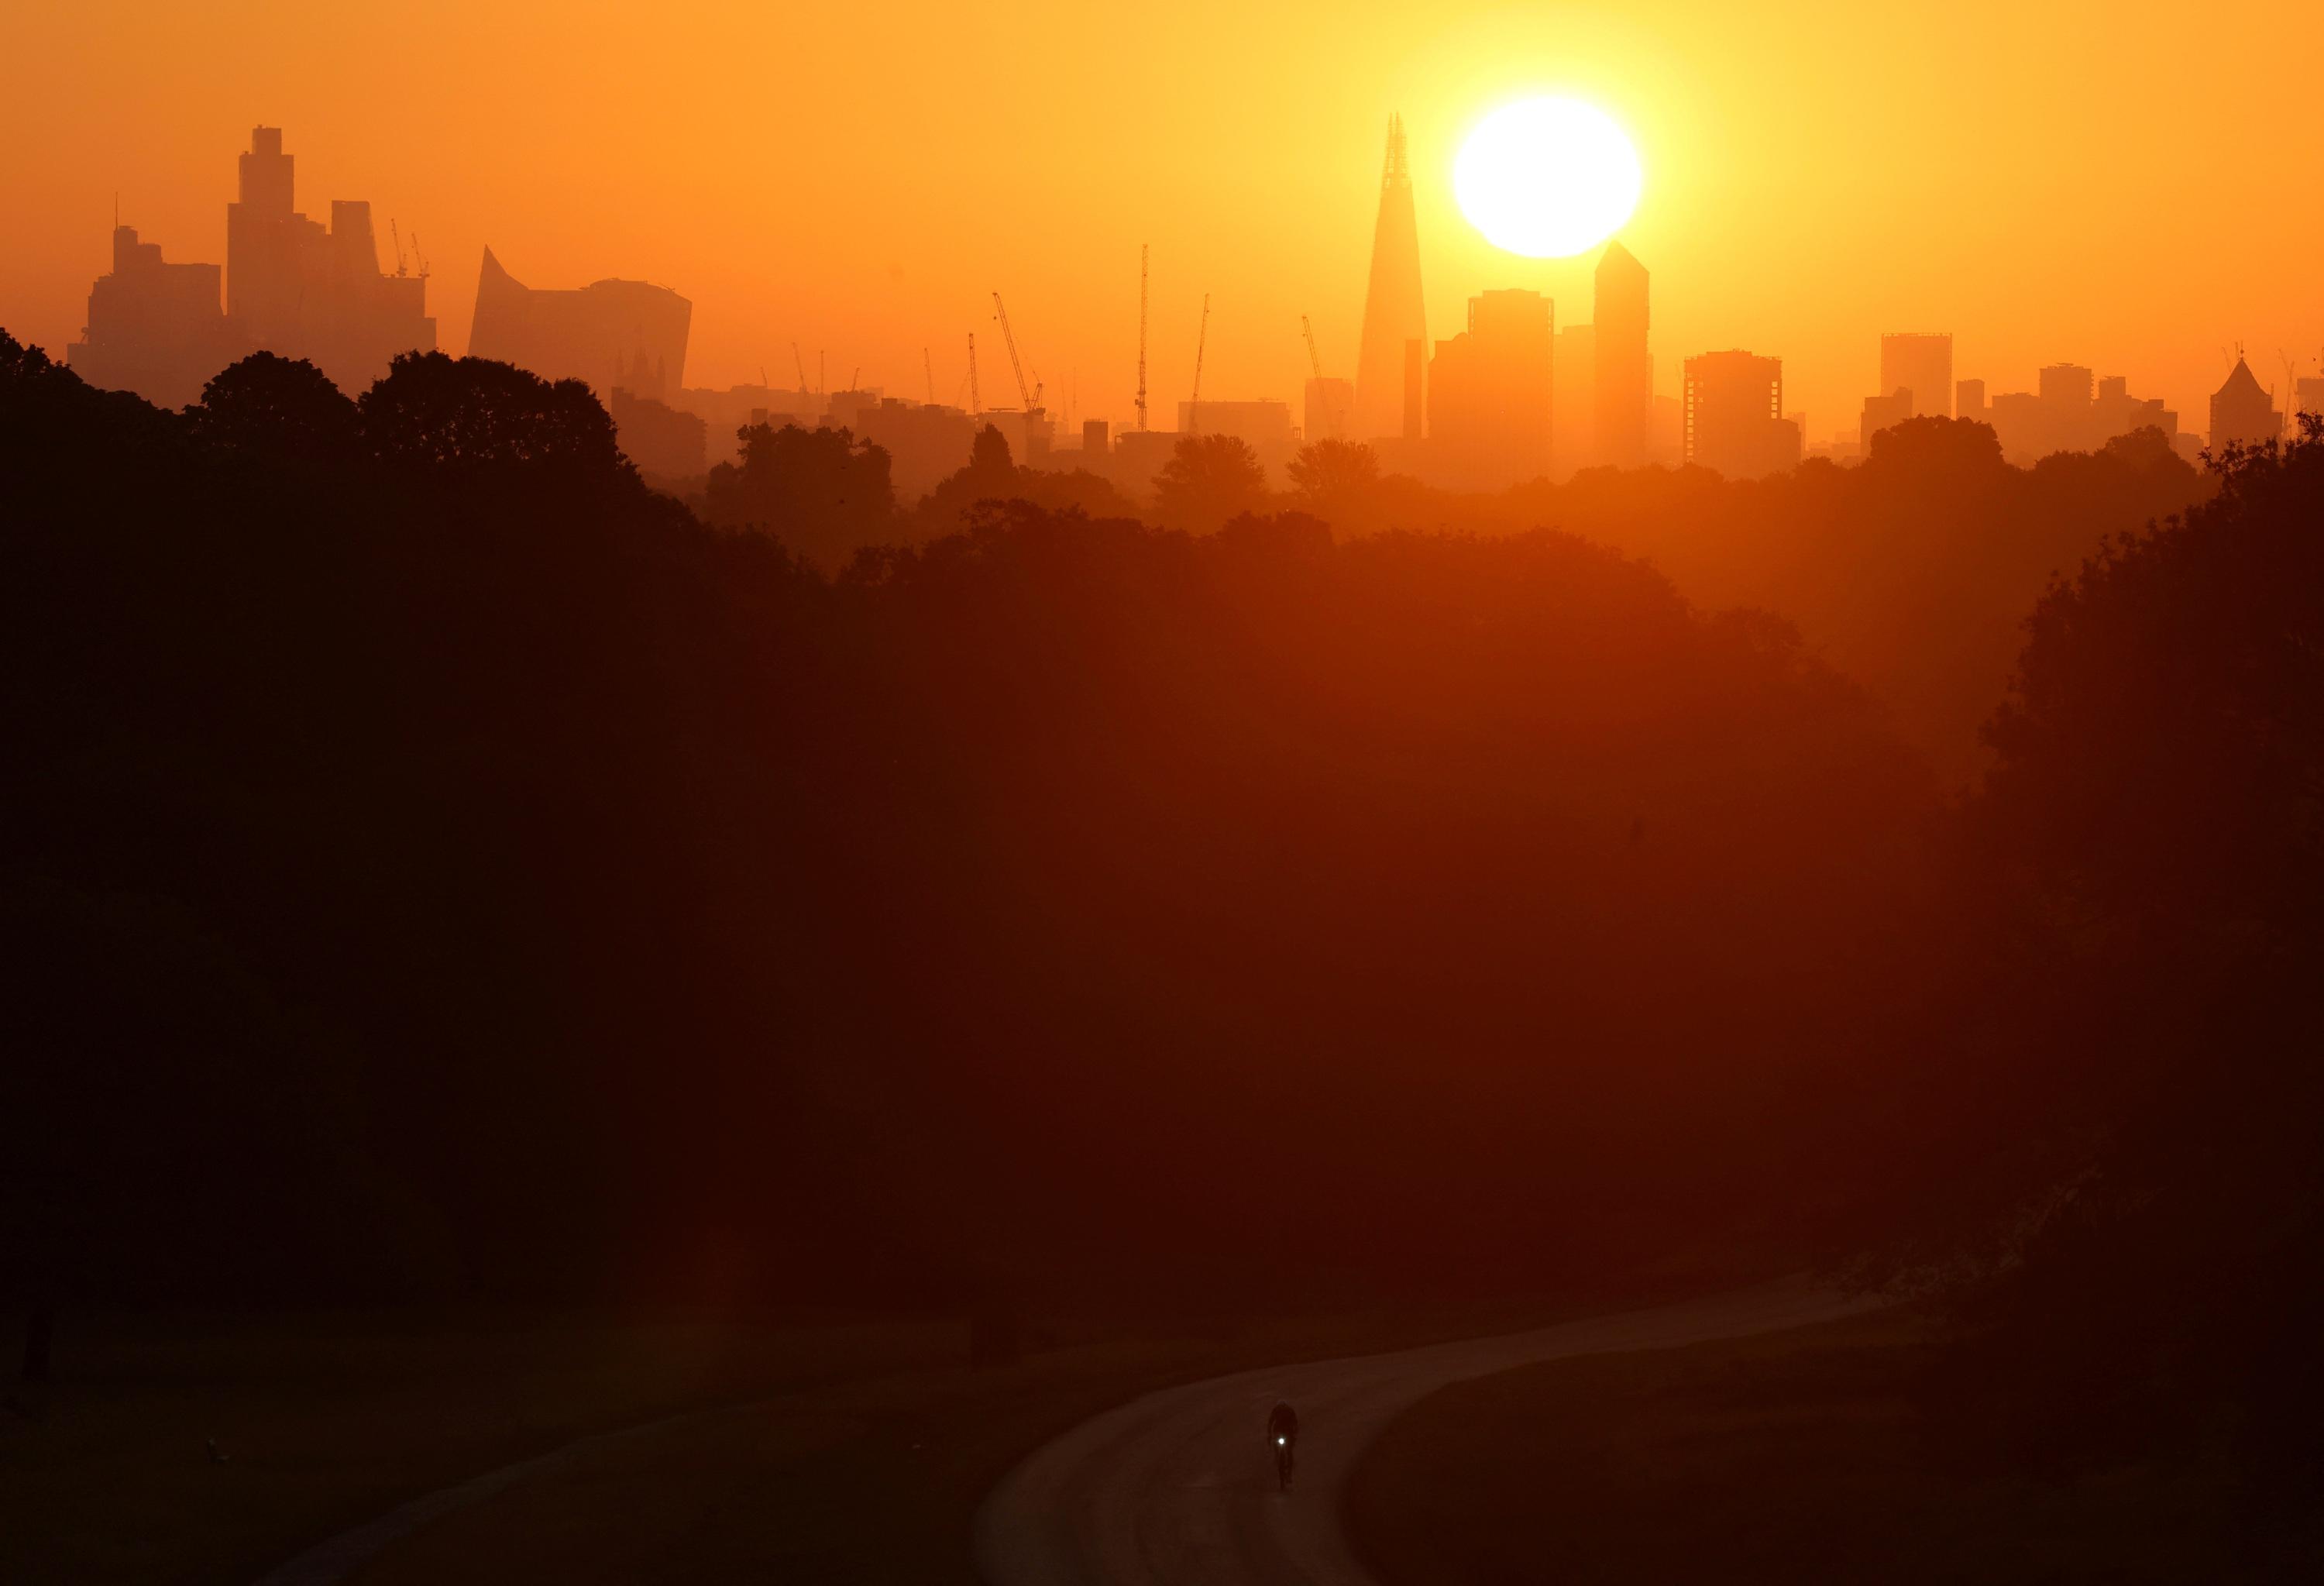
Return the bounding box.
[5,2,2316,441]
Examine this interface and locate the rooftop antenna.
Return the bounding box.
[1135,243,1150,432]
[968,332,981,415]
[1189,292,1211,433]
[924,346,936,406]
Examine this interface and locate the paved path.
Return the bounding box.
[975,1277,1864,1586]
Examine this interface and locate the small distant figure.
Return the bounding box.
[205,1436,229,1464]
[1267,1400,1300,1491]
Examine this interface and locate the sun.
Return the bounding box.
[1454,98,1643,259]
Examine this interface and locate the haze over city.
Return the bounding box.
[10,6,2324,1584]
[6,1,2321,440]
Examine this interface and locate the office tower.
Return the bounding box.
[1428,288,1554,487]
[1353,115,1427,440]
[1957,377,1988,418]
[225,126,433,391]
[1304,377,1354,442]
[2209,358,2281,449]
[1593,242,1651,466]
[65,223,235,409]
[1683,349,1799,479]
[2091,375,2175,443]
[1083,418,1111,456]
[1860,388,1914,453]
[2039,363,2094,409]
[2292,375,2324,425]
[1880,333,1953,418]
[468,247,692,399]
[1553,322,1594,474]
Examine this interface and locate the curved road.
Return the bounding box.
[975,1277,1864,1586]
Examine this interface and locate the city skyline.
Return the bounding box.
[5,3,2321,445]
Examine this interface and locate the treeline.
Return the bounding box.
[2,339,1931,1316]
[8,337,2322,1528]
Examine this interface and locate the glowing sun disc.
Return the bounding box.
[1455,98,1642,258]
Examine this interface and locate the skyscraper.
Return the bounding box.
[468,248,692,399]
[1880,332,1953,418]
[1428,288,1553,487]
[65,223,235,410]
[1683,349,1799,479]
[1553,322,1595,475]
[1593,242,1651,467]
[225,126,433,391]
[2209,357,2281,449]
[1353,115,1426,441]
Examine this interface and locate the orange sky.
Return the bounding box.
[5,2,2317,443]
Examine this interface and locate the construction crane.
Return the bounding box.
[924,347,936,407]
[1301,315,1324,380]
[991,292,1041,411]
[791,342,809,392]
[1189,293,1211,432]
[390,219,406,277]
[1135,244,1150,432]
[968,332,981,415]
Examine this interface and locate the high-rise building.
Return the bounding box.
[2039,363,2094,410]
[468,247,691,399]
[1427,288,1553,487]
[1303,376,1354,442]
[1861,388,1913,453]
[1593,243,1652,467]
[2291,375,2324,425]
[1956,377,1988,418]
[1880,332,1953,418]
[225,126,433,392]
[1178,397,1298,477]
[1552,322,1595,475]
[66,224,236,410]
[1353,115,1426,441]
[2209,357,2281,449]
[1683,349,1799,480]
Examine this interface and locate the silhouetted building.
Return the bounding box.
[671,384,818,464]
[65,223,235,410]
[607,389,708,482]
[959,407,1053,463]
[1553,322,1594,475]
[1957,377,1988,419]
[1881,332,1953,418]
[226,127,433,392]
[1428,288,1553,487]
[2091,374,2174,442]
[1861,388,1914,453]
[1083,419,1111,457]
[1683,350,1798,480]
[1181,398,1296,478]
[1403,339,1426,441]
[1112,429,1179,497]
[1593,243,1652,467]
[853,398,981,499]
[1304,376,1354,442]
[2295,376,2324,425]
[468,247,690,399]
[1354,115,1427,440]
[2209,357,2281,449]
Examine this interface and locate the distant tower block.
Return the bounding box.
[1354,115,1428,441]
[1593,242,1651,467]
[1402,338,1425,440]
[1881,332,1954,418]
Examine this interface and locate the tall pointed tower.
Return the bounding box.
[1353,115,1427,441]
[1593,241,1652,467]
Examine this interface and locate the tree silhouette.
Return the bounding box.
[1287,437,1381,505]
[700,421,895,569]
[1153,433,1268,530]
[187,353,357,463]
[357,351,631,476]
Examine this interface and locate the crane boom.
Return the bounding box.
[791,342,808,391]
[1302,315,1323,380]
[992,292,1038,411]
[1189,293,1210,432]
[968,332,981,415]
[1136,244,1150,432]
